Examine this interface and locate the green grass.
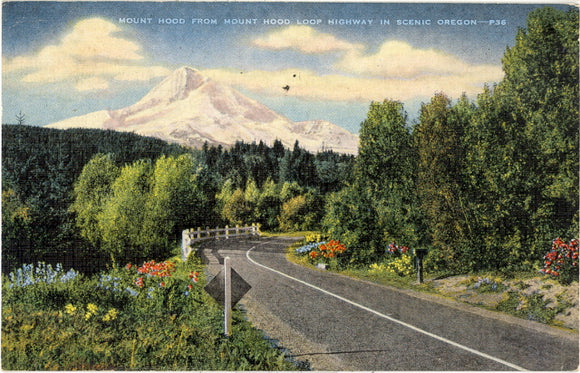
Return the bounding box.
[2,258,305,370]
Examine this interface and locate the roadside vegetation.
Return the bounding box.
[2,6,577,369]
[2,254,304,370]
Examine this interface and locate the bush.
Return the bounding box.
[369,255,414,277]
[539,238,579,285]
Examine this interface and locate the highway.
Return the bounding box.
[201,237,579,371]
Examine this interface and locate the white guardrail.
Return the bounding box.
[181,224,260,261]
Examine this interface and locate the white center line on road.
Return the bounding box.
[246,244,528,372]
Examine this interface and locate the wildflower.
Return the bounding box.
[189,271,199,283]
[65,304,77,315]
[85,304,99,321]
[126,263,132,270]
[87,303,98,314]
[102,308,118,322]
[135,277,144,288]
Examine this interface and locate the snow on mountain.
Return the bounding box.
[46,66,359,154]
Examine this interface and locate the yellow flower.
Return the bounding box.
[65,304,77,315]
[102,308,118,322]
[86,303,98,314]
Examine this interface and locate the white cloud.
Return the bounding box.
[243,27,503,103]
[336,40,500,79]
[3,18,170,92]
[251,25,363,54]
[203,63,502,103]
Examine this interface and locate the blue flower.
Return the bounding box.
[7,262,78,288]
[295,241,326,254]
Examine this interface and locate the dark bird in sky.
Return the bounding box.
[282,85,290,92]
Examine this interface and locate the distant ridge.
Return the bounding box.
[46,66,359,154]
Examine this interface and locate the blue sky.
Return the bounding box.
[2,1,572,133]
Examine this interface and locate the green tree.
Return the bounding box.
[322,186,382,265]
[414,93,474,271]
[278,192,324,232]
[70,154,120,250]
[221,189,253,226]
[461,7,579,271]
[322,99,417,264]
[142,154,210,256]
[97,160,152,264]
[501,7,579,242]
[1,188,32,272]
[255,178,282,230]
[356,99,417,246]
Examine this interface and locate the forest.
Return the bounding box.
[2,125,354,272]
[2,7,578,278]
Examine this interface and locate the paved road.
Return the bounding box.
[201,237,579,371]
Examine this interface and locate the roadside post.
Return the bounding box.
[224,257,232,335]
[414,248,428,284]
[204,256,251,336]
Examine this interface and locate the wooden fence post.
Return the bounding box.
[181,229,190,261]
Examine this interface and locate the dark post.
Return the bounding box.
[414,248,428,284]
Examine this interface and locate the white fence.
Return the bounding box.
[182,224,260,260]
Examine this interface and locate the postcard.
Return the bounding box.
[2,1,578,371]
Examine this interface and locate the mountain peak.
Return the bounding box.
[140,66,208,104]
[46,65,359,154]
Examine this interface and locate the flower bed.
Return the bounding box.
[2,260,303,370]
[294,237,348,270]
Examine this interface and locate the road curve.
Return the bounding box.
[201,237,579,371]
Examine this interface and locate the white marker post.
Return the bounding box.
[224,256,232,336]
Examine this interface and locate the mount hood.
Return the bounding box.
[46,67,359,154]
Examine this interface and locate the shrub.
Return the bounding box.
[368,254,414,277]
[385,255,414,277]
[539,238,578,285]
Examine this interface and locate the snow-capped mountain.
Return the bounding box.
[46,67,359,154]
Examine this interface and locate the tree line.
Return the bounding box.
[323,7,578,273]
[2,125,353,272]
